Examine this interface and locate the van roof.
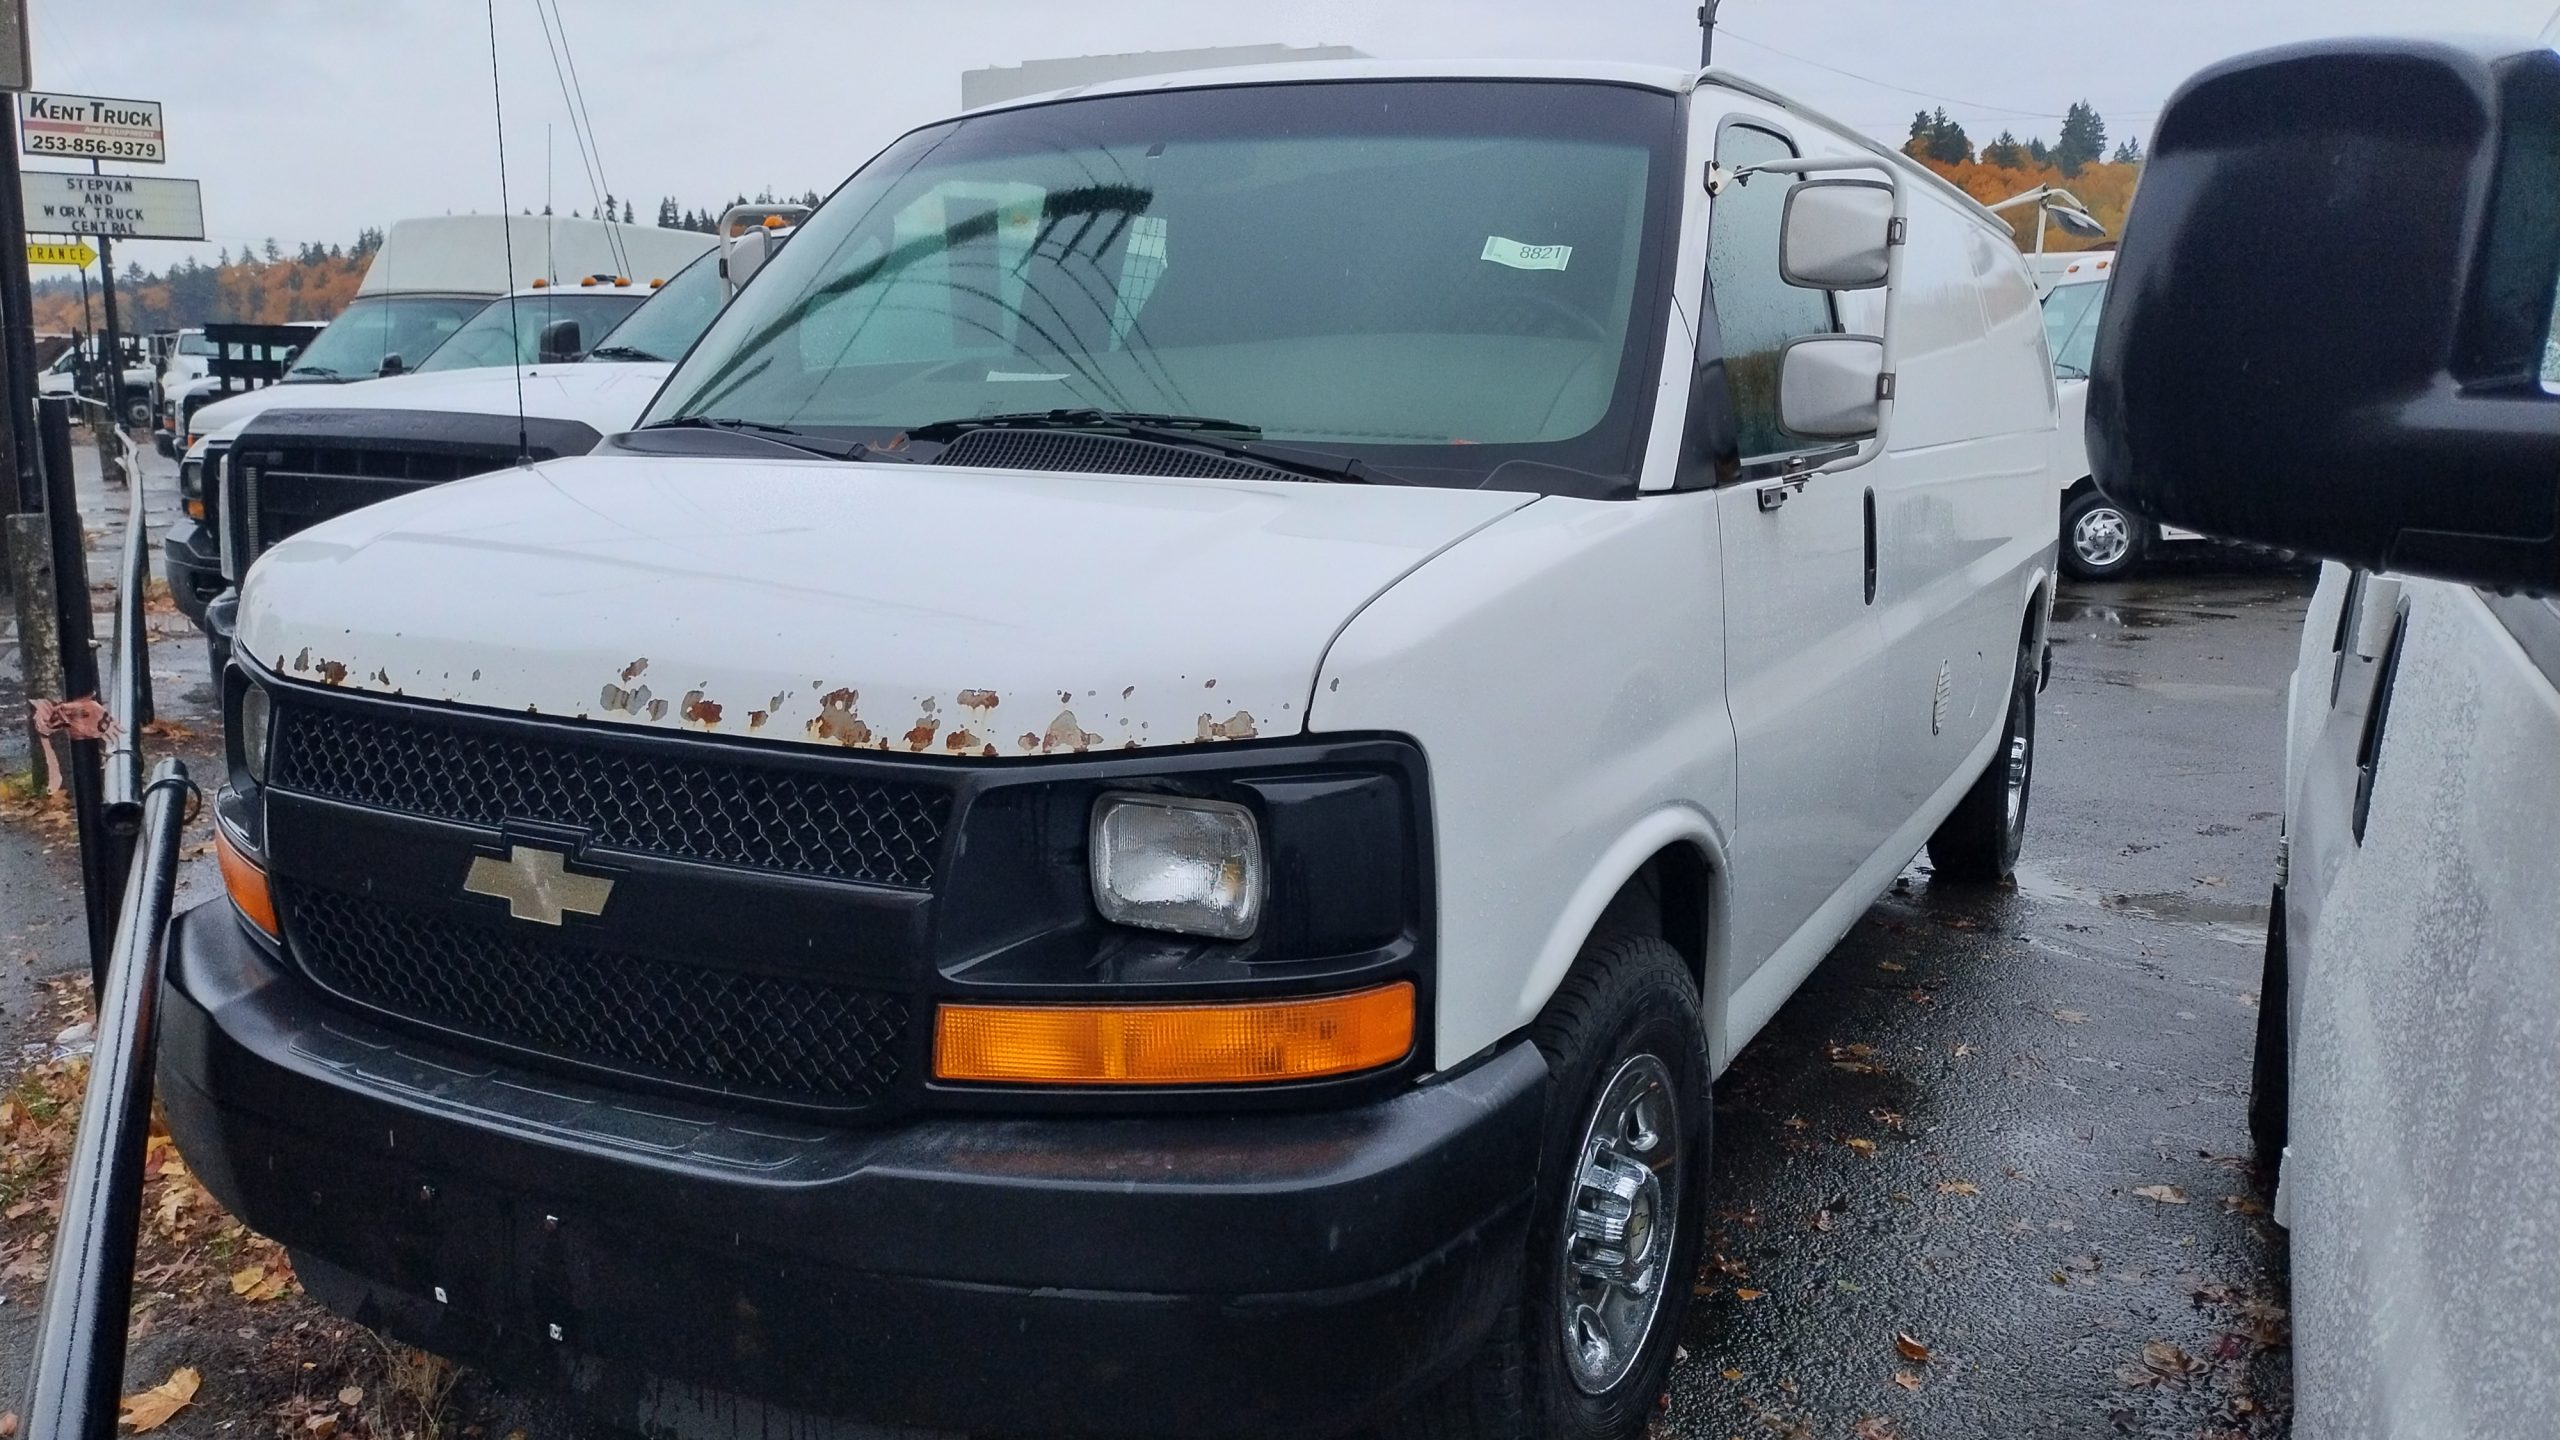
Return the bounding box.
[961,59,2012,239]
[2049,253,2116,288]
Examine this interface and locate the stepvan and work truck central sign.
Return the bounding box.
[19,90,161,162]
[19,171,201,241]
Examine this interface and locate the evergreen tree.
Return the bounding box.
[262,237,282,263]
[622,199,636,224]
[1983,131,2025,169]
[657,196,679,227]
[2111,136,2143,164]
[2054,101,2108,177]
[2028,137,2051,165]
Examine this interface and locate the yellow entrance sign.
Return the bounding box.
[26,241,96,267]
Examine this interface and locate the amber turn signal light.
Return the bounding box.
[215,825,277,938]
[935,983,1415,1086]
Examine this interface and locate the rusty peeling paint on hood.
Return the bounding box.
[230,450,1540,758]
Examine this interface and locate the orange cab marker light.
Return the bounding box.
[935,983,1415,1086]
[215,825,278,938]
[530,277,548,288]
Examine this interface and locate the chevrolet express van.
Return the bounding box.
[166,60,2057,1439]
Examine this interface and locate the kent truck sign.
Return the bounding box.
[21,171,202,240]
[19,91,163,163]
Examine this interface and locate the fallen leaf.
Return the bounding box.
[2,1410,19,1436]
[1952,1042,1974,1057]
[1893,1372,1922,1391]
[1936,1179,1979,1196]
[1783,1115,1810,1131]
[229,1263,288,1301]
[304,1416,337,1438]
[2221,1194,2267,1216]
[1811,1209,1835,1233]
[1876,960,1905,973]
[1844,1137,1877,1156]
[2132,1184,2190,1206]
[1894,1332,1931,1363]
[1939,914,1981,930]
[119,1368,199,1432]
[1853,1418,1900,1440]
[337,1387,363,1408]
[2053,1008,2090,1025]
[1734,1288,1766,1302]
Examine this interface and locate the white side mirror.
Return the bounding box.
[1781,179,1895,291]
[1779,335,1886,440]
[722,229,776,299]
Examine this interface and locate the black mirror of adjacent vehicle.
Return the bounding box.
[377,353,403,377]
[2088,37,2560,594]
[538,319,581,364]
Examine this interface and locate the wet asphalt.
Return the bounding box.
[1666,558,2308,1439]
[0,452,2309,1438]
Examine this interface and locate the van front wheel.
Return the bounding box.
[1393,935,1710,1440]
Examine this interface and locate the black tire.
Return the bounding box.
[1927,639,2036,882]
[125,396,151,429]
[1392,935,1711,1440]
[2060,485,2146,582]
[2249,882,2290,1186]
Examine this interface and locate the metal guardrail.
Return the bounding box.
[18,396,196,1439]
[20,757,191,1440]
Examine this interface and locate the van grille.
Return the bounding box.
[286,885,910,1107]
[271,701,950,890]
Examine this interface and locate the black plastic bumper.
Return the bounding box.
[159,520,223,631]
[159,902,1546,1438]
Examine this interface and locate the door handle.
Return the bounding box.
[1755,476,1808,512]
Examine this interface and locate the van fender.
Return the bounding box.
[1510,804,1737,1071]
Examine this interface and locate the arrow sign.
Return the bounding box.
[26,240,95,267]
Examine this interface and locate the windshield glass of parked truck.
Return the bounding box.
[2042,275,2106,379]
[414,289,650,373]
[646,81,1680,494]
[585,248,725,362]
[176,330,213,357]
[284,295,483,381]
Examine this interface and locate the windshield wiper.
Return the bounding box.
[636,415,886,462]
[584,344,661,363]
[908,408,1381,485]
[285,366,340,380]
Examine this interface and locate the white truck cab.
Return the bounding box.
[2041,253,2206,580]
[166,61,2057,1440]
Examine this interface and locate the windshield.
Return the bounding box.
[414,289,650,373]
[645,80,1681,494]
[585,248,726,362]
[176,331,212,357]
[285,295,484,381]
[2042,276,2107,380]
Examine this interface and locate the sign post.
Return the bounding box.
[18,153,196,449]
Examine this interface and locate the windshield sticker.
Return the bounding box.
[1482,236,1572,272]
[986,371,1071,382]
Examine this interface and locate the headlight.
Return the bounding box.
[1090,795,1264,940]
[238,681,271,785]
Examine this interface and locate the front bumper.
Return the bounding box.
[160,520,224,631]
[160,902,1545,1438]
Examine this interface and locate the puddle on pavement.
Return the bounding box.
[2012,863,2268,947]
[2049,600,2221,630]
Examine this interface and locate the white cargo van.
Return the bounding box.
[168,61,2056,1439]
[2040,254,2207,579]
[2088,37,2560,1440]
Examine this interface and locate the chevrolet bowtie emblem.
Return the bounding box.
[462,846,614,926]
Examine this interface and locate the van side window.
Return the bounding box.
[1709,123,1837,461]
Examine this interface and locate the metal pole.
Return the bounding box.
[21,758,190,1440]
[0,99,38,512]
[1699,0,1720,68]
[89,159,121,440]
[38,394,112,976]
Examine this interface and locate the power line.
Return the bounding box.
[541,0,631,269]
[1716,27,2071,120]
[529,0,624,275]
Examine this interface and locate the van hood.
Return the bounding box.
[236,455,1534,755]
[196,362,673,441]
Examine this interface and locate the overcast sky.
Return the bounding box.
[23,0,2558,275]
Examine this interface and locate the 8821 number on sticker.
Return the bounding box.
[26,133,162,162]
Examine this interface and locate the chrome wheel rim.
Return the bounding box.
[2004,730,2031,832]
[1559,1053,1682,1394]
[2072,506,2132,568]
